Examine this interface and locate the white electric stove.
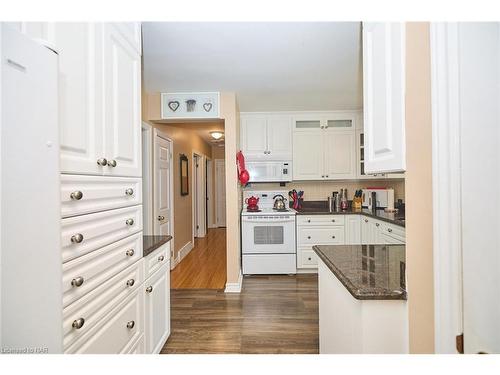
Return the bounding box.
[241,190,297,274]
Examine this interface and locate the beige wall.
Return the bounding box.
[405,22,435,353]
[248,179,405,202]
[220,93,241,285]
[211,145,225,227]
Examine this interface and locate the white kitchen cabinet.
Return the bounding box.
[345,215,361,244]
[361,216,383,244]
[144,263,171,354]
[323,131,356,179]
[240,114,292,160]
[293,130,324,180]
[103,24,142,177]
[22,23,142,177]
[362,23,406,174]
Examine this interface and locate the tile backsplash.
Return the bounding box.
[243,179,405,202]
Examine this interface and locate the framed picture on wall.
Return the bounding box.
[180,154,189,196]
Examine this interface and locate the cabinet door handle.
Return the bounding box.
[325,175,329,178]
[364,219,369,223]
[126,249,135,257]
[126,320,135,329]
[126,279,135,287]
[158,255,165,262]
[321,175,325,178]
[107,159,117,167]
[71,233,84,244]
[97,158,107,166]
[332,235,336,239]
[332,219,335,222]
[146,286,153,293]
[72,318,85,330]
[388,228,393,233]
[158,215,165,221]
[71,276,84,287]
[307,236,311,239]
[125,188,134,196]
[376,223,380,227]
[126,218,135,226]
[70,191,83,200]
[307,219,311,223]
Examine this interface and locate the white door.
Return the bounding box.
[54,23,106,175]
[241,116,268,159]
[145,266,170,354]
[458,23,500,354]
[153,131,172,237]
[103,24,142,177]
[362,22,406,174]
[323,131,356,179]
[215,159,226,227]
[266,115,293,160]
[293,131,324,180]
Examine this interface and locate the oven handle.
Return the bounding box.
[242,216,296,223]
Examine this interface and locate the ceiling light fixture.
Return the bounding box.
[210,131,224,140]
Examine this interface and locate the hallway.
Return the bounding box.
[170,228,227,289]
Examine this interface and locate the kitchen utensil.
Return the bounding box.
[245,196,259,210]
[273,194,287,210]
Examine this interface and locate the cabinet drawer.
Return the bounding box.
[61,174,142,218]
[145,242,170,279]
[63,258,144,351]
[380,222,405,241]
[298,248,318,268]
[65,286,144,354]
[127,334,145,354]
[62,232,142,307]
[61,205,142,263]
[380,232,405,244]
[297,215,345,226]
[298,226,345,245]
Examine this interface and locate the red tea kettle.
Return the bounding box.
[245,196,259,209]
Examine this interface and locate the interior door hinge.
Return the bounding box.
[456,333,464,354]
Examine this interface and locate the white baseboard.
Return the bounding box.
[170,241,193,270]
[224,270,243,293]
[208,223,218,229]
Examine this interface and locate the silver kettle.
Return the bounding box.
[273,194,287,210]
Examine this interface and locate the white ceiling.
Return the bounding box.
[142,22,363,112]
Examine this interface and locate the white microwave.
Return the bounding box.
[246,161,292,182]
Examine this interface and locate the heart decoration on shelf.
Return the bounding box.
[168,101,180,112]
[203,102,213,112]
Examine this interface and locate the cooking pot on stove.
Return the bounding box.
[273,194,287,210]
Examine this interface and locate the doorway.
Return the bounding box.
[215,159,226,227]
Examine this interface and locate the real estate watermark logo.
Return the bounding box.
[1,346,48,354]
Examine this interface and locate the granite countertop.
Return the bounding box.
[313,244,407,300]
[295,201,405,227]
[143,235,172,258]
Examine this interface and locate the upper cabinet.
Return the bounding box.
[240,114,293,161]
[292,112,357,181]
[362,22,406,174]
[15,22,142,177]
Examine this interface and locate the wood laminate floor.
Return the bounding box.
[170,228,227,289]
[161,274,319,354]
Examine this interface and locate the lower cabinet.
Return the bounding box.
[297,214,405,271]
[144,263,171,354]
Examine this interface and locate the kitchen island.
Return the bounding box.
[313,244,408,353]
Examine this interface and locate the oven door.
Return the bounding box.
[241,215,296,254]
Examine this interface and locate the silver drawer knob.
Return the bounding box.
[126,218,134,226]
[365,219,369,223]
[388,228,393,233]
[307,219,311,223]
[97,158,107,166]
[158,215,165,221]
[376,223,380,227]
[125,249,135,257]
[146,286,153,293]
[126,279,135,287]
[307,236,311,239]
[332,235,336,239]
[158,255,165,262]
[332,219,335,222]
[308,257,312,261]
[72,318,85,329]
[71,276,84,287]
[70,191,83,200]
[125,188,134,196]
[71,233,84,244]
[126,320,135,329]
[108,159,117,167]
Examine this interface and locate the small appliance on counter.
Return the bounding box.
[241,190,297,275]
[362,188,395,210]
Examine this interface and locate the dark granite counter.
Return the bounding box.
[143,235,172,258]
[313,244,407,300]
[295,201,405,227]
